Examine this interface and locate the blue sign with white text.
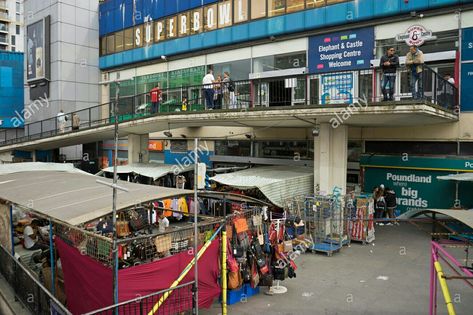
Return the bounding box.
[462,27,473,61]
[461,63,473,111]
[309,27,374,74]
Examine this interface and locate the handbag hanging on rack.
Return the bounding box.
[116,212,131,237]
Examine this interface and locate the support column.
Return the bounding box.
[314,123,348,195]
[128,134,149,164]
[31,150,37,162]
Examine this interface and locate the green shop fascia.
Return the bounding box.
[361,155,473,214]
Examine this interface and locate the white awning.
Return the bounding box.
[0,162,89,175]
[98,163,193,180]
[437,173,473,182]
[0,165,192,225]
[210,166,313,207]
[399,209,473,229]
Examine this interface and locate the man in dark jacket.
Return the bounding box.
[384,187,398,225]
[380,47,399,101]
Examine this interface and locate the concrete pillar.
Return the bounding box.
[31,150,37,162]
[128,134,149,164]
[314,123,348,195]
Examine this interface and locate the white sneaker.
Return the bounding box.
[386,223,393,226]
[379,223,384,226]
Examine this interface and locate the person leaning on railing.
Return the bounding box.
[379,47,399,101]
[405,45,425,100]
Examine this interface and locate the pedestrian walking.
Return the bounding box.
[374,185,386,225]
[57,109,67,133]
[202,69,215,110]
[150,84,162,114]
[406,45,425,100]
[380,47,399,101]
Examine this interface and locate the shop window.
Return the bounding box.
[215,140,251,156]
[234,0,248,23]
[365,141,457,156]
[268,0,286,17]
[191,8,203,34]
[124,28,134,50]
[155,20,166,42]
[204,4,218,31]
[258,141,313,159]
[251,0,266,19]
[286,0,305,13]
[218,0,232,28]
[106,34,115,54]
[358,70,373,102]
[134,25,143,47]
[179,12,190,37]
[306,0,324,9]
[212,59,251,81]
[100,37,107,55]
[115,31,124,52]
[253,52,306,73]
[171,140,188,153]
[460,143,473,156]
[348,141,362,163]
[326,0,348,5]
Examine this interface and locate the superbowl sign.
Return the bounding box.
[308,27,374,74]
[396,25,433,46]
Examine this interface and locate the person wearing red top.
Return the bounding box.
[150,84,162,114]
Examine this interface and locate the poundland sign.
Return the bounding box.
[361,155,473,213]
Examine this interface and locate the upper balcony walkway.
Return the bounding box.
[0,66,458,153]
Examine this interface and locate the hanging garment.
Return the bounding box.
[172,199,182,220]
[178,197,189,217]
[163,199,173,217]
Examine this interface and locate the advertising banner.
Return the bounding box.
[27,19,45,81]
[361,155,473,214]
[320,72,354,105]
[308,27,374,74]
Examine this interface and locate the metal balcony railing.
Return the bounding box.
[0,66,458,147]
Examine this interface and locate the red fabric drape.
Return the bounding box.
[56,238,221,315]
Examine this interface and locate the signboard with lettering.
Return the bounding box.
[461,27,473,111]
[396,25,433,47]
[361,155,473,214]
[308,27,374,74]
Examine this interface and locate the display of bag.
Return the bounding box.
[128,208,148,231]
[155,234,172,253]
[273,266,288,281]
[258,273,274,287]
[250,259,260,288]
[252,214,262,227]
[228,270,243,290]
[227,242,239,273]
[96,219,113,234]
[263,223,271,254]
[234,217,249,234]
[232,228,245,258]
[116,213,131,237]
[250,239,266,269]
[283,240,293,252]
[241,263,251,283]
[257,226,264,245]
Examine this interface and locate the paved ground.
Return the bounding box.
[203,223,473,315]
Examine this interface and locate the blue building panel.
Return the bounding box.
[0,52,24,128]
[99,0,473,69]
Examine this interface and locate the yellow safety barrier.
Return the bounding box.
[147,225,223,315]
[434,261,456,315]
[222,230,227,315]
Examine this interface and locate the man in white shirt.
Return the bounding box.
[24,219,49,251]
[57,109,67,133]
[202,69,215,110]
[157,211,169,233]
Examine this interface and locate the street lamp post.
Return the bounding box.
[193,137,199,315]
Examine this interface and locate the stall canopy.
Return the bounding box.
[0,163,192,225]
[437,173,473,182]
[210,166,313,207]
[97,163,194,180]
[399,209,473,229]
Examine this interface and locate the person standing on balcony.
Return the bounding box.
[406,46,425,100]
[380,47,399,101]
[214,74,223,109]
[202,69,215,110]
[72,112,80,131]
[150,83,162,114]
[222,72,234,109]
[57,109,67,133]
